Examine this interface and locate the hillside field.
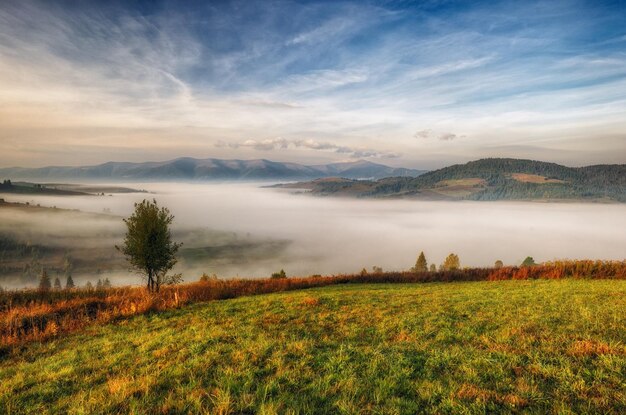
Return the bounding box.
[1,280,625,414]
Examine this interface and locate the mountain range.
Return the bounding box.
[275,158,626,202]
[0,158,426,181]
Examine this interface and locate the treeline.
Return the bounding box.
[1,259,625,351]
[488,260,626,280]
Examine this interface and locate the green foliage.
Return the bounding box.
[1,281,625,413]
[271,269,287,279]
[116,199,182,292]
[521,256,536,267]
[412,251,428,272]
[38,270,51,291]
[441,253,460,271]
[429,264,436,272]
[494,260,503,269]
[53,277,61,290]
[372,266,383,274]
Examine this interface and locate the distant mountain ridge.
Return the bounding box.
[276,158,626,202]
[0,157,426,181]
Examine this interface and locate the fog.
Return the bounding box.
[2,182,626,287]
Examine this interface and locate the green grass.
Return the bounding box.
[1,280,625,414]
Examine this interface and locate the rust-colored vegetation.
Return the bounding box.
[510,173,565,184]
[1,259,625,350]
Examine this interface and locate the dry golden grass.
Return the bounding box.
[511,173,565,183]
[569,339,625,356]
[432,178,487,197]
[436,178,487,187]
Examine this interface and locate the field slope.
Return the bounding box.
[1,280,625,414]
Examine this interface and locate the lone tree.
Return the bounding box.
[117,199,182,292]
[494,260,504,269]
[65,274,75,289]
[53,276,62,290]
[38,270,51,291]
[441,253,460,271]
[521,256,536,267]
[412,251,428,272]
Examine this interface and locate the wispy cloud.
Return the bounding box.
[414,130,463,141]
[0,0,625,168]
[218,138,400,159]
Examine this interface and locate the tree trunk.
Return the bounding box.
[147,270,153,292]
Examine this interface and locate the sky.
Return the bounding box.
[0,0,625,169]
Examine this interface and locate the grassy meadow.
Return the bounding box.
[1,280,625,414]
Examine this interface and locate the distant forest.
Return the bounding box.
[286,158,626,202]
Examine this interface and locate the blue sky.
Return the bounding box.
[0,0,625,168]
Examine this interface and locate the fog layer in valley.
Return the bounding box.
[2,182,625,287]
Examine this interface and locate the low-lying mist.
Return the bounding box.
[2,182,625,288]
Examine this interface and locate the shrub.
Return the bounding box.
[271,269,287,279]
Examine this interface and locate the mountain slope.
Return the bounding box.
[0,158,426,181]
[278,158,626,202]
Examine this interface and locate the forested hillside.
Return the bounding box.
[278,158,626,202]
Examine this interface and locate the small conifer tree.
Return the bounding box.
[412,251,428,272]
[38,270,51,291]
[53,277,62,290]
[65,274,75,289]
